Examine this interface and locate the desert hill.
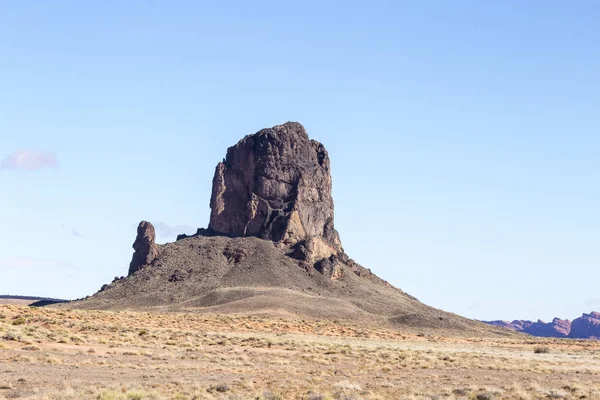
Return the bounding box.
[67,122,508,335]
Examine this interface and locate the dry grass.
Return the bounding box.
[1,305,600,399]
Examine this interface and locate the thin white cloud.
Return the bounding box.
[71,229,83,238]
[1,150,58,171]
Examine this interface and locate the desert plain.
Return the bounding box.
[1,304,600,400]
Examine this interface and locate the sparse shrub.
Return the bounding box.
[212,383,230,393]
[70,335,85,344]
[534,346,550,354]
[3,331,21,341]
[21,345,40,351]
[476,393,494,400]
[12,318,26,326]
[452,388,468,396]
[260,391,283,400]
[334,380,361,391]
[138,329,149,336]
[545,392,566,399]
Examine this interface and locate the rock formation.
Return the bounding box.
[529,318,571,337]
[69,121,509,335]
[485,312,600,339]
[485,318,571,338]
[207,122,349,278]
[569,312,600,339]
[128,221,159,275]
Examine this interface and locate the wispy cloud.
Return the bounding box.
[585,298,600,307]
[0,258,72,270]
[152,221,196,239]
[71,229,83,238]
[1,150,58,171]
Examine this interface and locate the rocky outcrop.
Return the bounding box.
[486,313,600,339]
[128,221,159,275]
[528,318,571,337]
[484,318,571,338]
[485,320,532,332]
[208,122,344,276]
[69,121,506,335]
[569,312,600,339]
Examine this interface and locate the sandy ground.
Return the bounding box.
[1,305,600,400]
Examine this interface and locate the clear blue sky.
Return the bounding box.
[1,1,598,322]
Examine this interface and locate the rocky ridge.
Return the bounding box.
[485,312,600,339]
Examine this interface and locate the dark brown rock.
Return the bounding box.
[569,312,600,339]
[314,255,344,280]
[208,122,344,276]
[128,221,159,275]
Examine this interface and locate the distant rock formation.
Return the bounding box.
[569,312,600,339]
[128,221,159,275]
[485,312,600,339]
[485,318,571,338]
[529,318,571,337]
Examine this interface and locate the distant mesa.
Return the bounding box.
[0,295,68,307]
[64,122,509,334]
[484,312,600,339]
[569,312,600,339]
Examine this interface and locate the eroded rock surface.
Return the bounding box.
[528,318,571,337]
[128,221,159,275]
[569,312,600,339]
[208,122,343,275]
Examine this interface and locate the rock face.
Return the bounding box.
[208,122,344,276]
[528,318,571,337]
[128,221,159,275]
[569,312,600,339]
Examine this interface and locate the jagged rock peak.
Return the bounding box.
[128,221,159,275]
[208,122,342,261]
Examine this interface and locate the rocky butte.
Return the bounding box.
[67,122,506,335]
[208,122,345,277]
